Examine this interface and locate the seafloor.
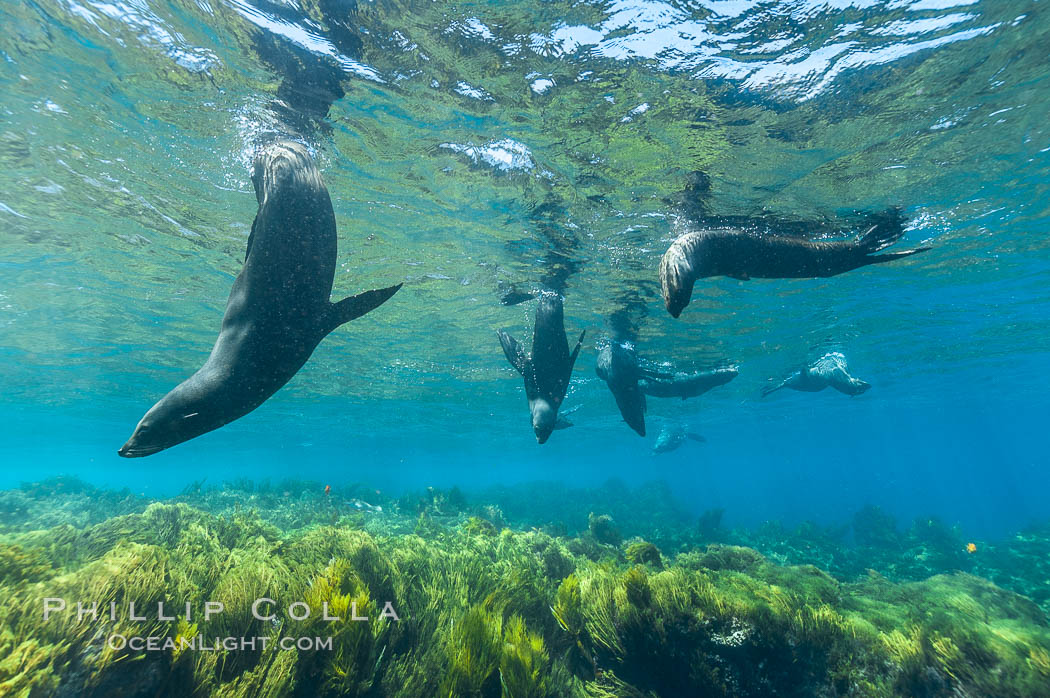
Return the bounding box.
[1,477,1049,697]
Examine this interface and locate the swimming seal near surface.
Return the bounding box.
[498,293,584,444]
[659,222,931,317]
[639,366,738,400]
[118,141,402,457]
[595,341,649,437]
[762,352,870,398]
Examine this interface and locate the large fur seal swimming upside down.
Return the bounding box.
[118,141,402,457]
[660,223,931,318]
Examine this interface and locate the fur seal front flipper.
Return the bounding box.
[498,293,584,444]
[118,141,402,457]
[660,215,931,317]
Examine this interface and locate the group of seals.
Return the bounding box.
[500,211,925,444]
[119,140,927,455]
[119,142,401,457]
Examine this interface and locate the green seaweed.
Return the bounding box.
[623,540,662,568]
[0,479,1049,697]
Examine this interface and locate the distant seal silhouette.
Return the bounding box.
[652,424,706,455]
[640,367,738,400]
[595,342,648,437]
[118,141,402,457]
[659,222,931,317]
[498,293,584,444]
[762,352,870,398]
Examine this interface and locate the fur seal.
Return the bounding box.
[659,224,931,317]
[498,293,584,444]
[595,342,648,437]
[118,141,402,457]
[652,424,706,455]
[762,352,870,398]
[640,366,738,400]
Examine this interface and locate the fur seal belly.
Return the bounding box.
[660,225,931,318]
[118,141,402,457]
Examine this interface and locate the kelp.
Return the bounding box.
[1,480,1049,697]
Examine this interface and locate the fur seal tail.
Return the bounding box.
[856,218,931,264]
[326,283,403,334]
[856,206,907,252]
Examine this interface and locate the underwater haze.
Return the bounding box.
[3,1,1050,694]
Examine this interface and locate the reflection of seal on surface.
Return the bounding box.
[762,352,870,398]
[119,141,402,457]
[660,221,931,317]
[596,342,647,437]
[640,367,738,400]
[498,293,584,444]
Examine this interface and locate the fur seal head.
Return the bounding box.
[531,400,557,444]
[659,232,706,318]
[118,378,223,457]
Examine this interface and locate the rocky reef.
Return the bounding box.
[0,477,1048,697]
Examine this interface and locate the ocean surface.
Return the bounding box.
[2,0,1049,538]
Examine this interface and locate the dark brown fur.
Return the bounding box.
[660,227,930,317]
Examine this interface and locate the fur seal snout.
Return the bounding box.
[660,221,931,317]
[119,141,402,457]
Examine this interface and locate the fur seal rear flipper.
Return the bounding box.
[498,293,584,444]
[118,141,402,457]
[660,218,931,317]
[595,342,646,437]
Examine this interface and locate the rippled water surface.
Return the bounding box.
[1,0,1048,532]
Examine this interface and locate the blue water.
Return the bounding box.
[2,0,1049,541]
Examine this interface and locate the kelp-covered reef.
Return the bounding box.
[2,478,1050,697]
